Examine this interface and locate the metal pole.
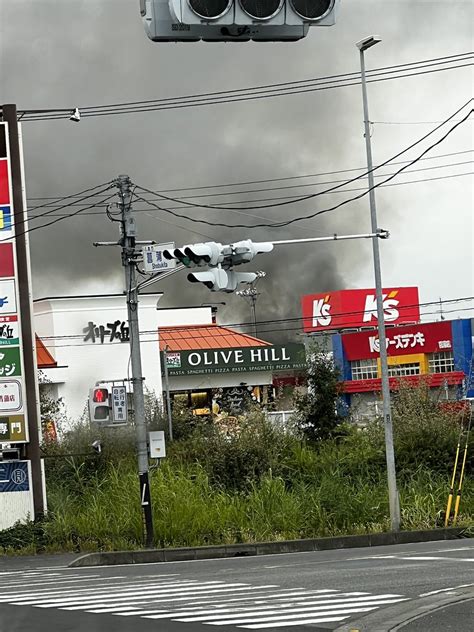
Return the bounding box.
[2,104,46,518]
[118,174,154,547]
[250,295,258,337]
[359,49,401,531]
[163,345,173,441]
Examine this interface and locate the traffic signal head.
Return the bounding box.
[188,268,257,292]
[230,240,274,265]
[163,242,225,267]
[89,388,111,423]
[167,0,339,27]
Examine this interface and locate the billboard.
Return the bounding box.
[0,122,28,442]
[342,321,453,361]
[301,287,420,333]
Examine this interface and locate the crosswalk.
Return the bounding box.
[0,568,408,629]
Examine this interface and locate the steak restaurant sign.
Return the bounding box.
[162,344,306,376]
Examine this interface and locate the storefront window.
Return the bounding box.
[387,363,420,377]
[428,351,454,373]
[351,359,378,380]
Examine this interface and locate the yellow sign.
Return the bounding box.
[0,414,27,442]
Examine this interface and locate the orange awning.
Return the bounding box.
[159,324,270,352]
[36,336,57,369]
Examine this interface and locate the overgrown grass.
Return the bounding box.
[2,388,473,554]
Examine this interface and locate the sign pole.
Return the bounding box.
[1,104,45,518]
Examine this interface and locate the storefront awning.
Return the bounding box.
[36,336,57,369]
[159,324,270,351]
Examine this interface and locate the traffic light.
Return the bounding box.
[89,388,111,423]
[228,240,274,265]
[163,241,227,267]
[141,0,314,41]
[167,0,339,28]
[188,268,257,292]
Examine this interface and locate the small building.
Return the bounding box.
[160,324,306,415]
[331,318,473,421]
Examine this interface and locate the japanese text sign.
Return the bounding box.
[342,321,453,361]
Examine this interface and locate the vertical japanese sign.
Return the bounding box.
[0,122,28,444]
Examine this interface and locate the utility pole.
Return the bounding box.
[357,36,400,531]
[117,174,154,547]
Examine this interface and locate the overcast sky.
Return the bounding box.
[1,0,473,341]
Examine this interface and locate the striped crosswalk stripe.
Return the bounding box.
[0,567,408,629]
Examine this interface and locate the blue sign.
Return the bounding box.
[0,461,29,492]
[0,206,12,232]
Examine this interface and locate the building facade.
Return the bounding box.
[332,318,473,421]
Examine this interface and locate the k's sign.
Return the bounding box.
[301,287,420,333]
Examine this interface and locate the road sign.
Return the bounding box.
[142,243,176,273]
[111,385,128,423]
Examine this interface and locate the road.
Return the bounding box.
[0,539,473,632]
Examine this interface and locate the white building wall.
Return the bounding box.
[34,295,213,421]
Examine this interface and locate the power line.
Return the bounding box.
[36,296,474,344]
[37,304,474,349]
[133,99,473,213]
[26,149,473,203]
[134,107,473,228]
[19,53,473,122]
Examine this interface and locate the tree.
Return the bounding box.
[293,345,342,442]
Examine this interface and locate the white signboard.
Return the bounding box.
[149,430,166,459]
[142,242,176,273]
[111,385,127,423]
[0,279,17,315]
[0,379,22,412]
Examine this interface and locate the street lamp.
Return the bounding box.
[357,35,401,531]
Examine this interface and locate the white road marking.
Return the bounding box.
[0,567,408,629]
[420,582,474,597]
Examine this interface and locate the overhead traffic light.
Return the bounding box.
[140,0,331,42]
[89,388,111,423]
[167,0,339,28]
[188,268,257,292]
[163,240,273,268]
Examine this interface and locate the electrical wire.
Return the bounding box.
[36,296,474,344]
[134,107,474,228]
[133,99,473,213]
[20,54,473,122]
[1,185,116,243]
[26,149,473,203]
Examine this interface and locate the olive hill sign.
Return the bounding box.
[162,343,306,376]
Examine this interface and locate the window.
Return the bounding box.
[388,363,420,377]
[429,351,454,374]
[351,359,378,380]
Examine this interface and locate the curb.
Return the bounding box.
[333,586,474,631]
[68,527,469,568]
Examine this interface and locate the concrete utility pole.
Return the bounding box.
[357,36,401,531]
[2,104,45,518]
[117,175,154,547]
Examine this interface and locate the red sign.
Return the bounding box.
[342,321,453,361]
[0,160,10,205]
[301,287,420,333]
[0,243,14,278]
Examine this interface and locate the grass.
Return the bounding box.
[2,400,473,554]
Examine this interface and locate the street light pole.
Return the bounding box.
[357,36,401,531]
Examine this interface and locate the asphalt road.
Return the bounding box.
[1,539,473,632]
